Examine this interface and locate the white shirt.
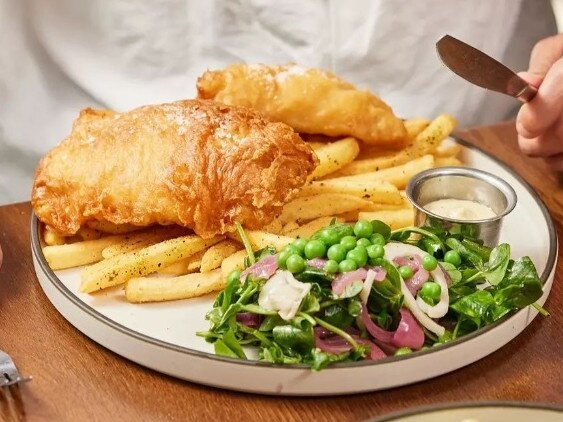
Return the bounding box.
[0,0,557,204]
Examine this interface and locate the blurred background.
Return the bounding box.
[0,0,561,205]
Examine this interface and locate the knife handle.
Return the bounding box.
[516,85,538,103]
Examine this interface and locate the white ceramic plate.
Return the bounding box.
[31,140,557,396]
[368,401,563,422]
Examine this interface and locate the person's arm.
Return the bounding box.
[516,34,563,170]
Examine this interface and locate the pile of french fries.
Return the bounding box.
[41,114,461,304]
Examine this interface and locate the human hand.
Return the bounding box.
[516,34,563,170]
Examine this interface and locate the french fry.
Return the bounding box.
[43,235,129,270]
[333,115,456,177]
[221,250,248,279]
[434,138,462,157]
[281,221,300,234]
[435,156,463,167]
[77,226,102,241]
[296,177,402,204]
[44,227,67,246]
[101,226,188,259]
[359,208,414,230]
[80,235,223,293]
[284,216,343,238]
[86,221,143,235]
[305,141,326,151]
[369,155,434,189]
[333,155,434,190]
[228,230,294,251]
[126,269,223,303]
[200,240,241,273]
[360,201,410,212]
[404,118,431,140]
[333,210,359,222]
[278,193,371,224]
[157,250,206,276]
[262,218,283,235]
[309,137,360,180]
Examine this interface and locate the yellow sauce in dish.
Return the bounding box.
[424,198,496,220]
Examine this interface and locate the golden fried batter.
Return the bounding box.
[197,64,407,147]
[32,100,318,238]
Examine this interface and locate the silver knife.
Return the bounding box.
[436,34,537,103]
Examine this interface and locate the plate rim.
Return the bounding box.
[30,137,558,371]
[366,400,563,422]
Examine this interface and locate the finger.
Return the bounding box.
[517,71,543,88]
[544,153,563,172]
[517,58,563,138]
[518,133,563,157]
[528,34,563,76]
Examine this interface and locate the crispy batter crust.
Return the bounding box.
[32,100,318,238]
[197,64,407,147]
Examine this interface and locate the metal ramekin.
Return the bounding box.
[406,167,517,247]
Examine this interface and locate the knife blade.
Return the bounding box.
[436,34,537,102]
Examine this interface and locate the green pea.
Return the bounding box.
[340,235,357,251]
[394,347,413,356]
[276,249,292,269]
[286,254,306,274]
[304,239,326,259]
[369,233,386,246]
[227,270,241,285]
[356,238,371,248]
[398,265,414,279]
[327,244,347,262]
[419,281,441,306]
[347,246,368,267]
[444,250,462,267]
[283,244,301,256]
[292,238,308,253]
[422,255,438,271]
[319,228,340,246]
[367,244,385,259]
[339,259,358,273]
[354,220,374,238]
[324,260,339,274]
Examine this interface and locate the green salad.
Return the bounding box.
[197,220,546,370]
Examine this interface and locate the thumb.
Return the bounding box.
[517,71,543,88]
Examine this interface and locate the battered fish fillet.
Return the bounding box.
[197,64,408,147]
[32,100,318,238]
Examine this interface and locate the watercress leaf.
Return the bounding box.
[300,293,320,314]
[240,303,278,315]
[323,304,354,329]
[367,258,404,316]
[221,269,241,313]
[254,246,277,261]
[259,314,284,332]
[448,284,476,303]
[295,268,333,284]
[214,339,240,358]
[450,290,495,327]
[347,299,362,318]
[462,239,492,261]
[222,329,247,359]
[370,220,391,239]
[440,262,462,284]
[305,349,352,371]
[259,344,302,364]
[481,243,510,286]
[373,310,394,331]
[272,322,315,355]
[339,280,363,299]
[493,256,543,309]
[445,237,484,269]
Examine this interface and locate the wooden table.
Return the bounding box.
[0,122,561,422]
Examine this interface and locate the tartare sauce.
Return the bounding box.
[258,270,311,320]
[424,198,496,221]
